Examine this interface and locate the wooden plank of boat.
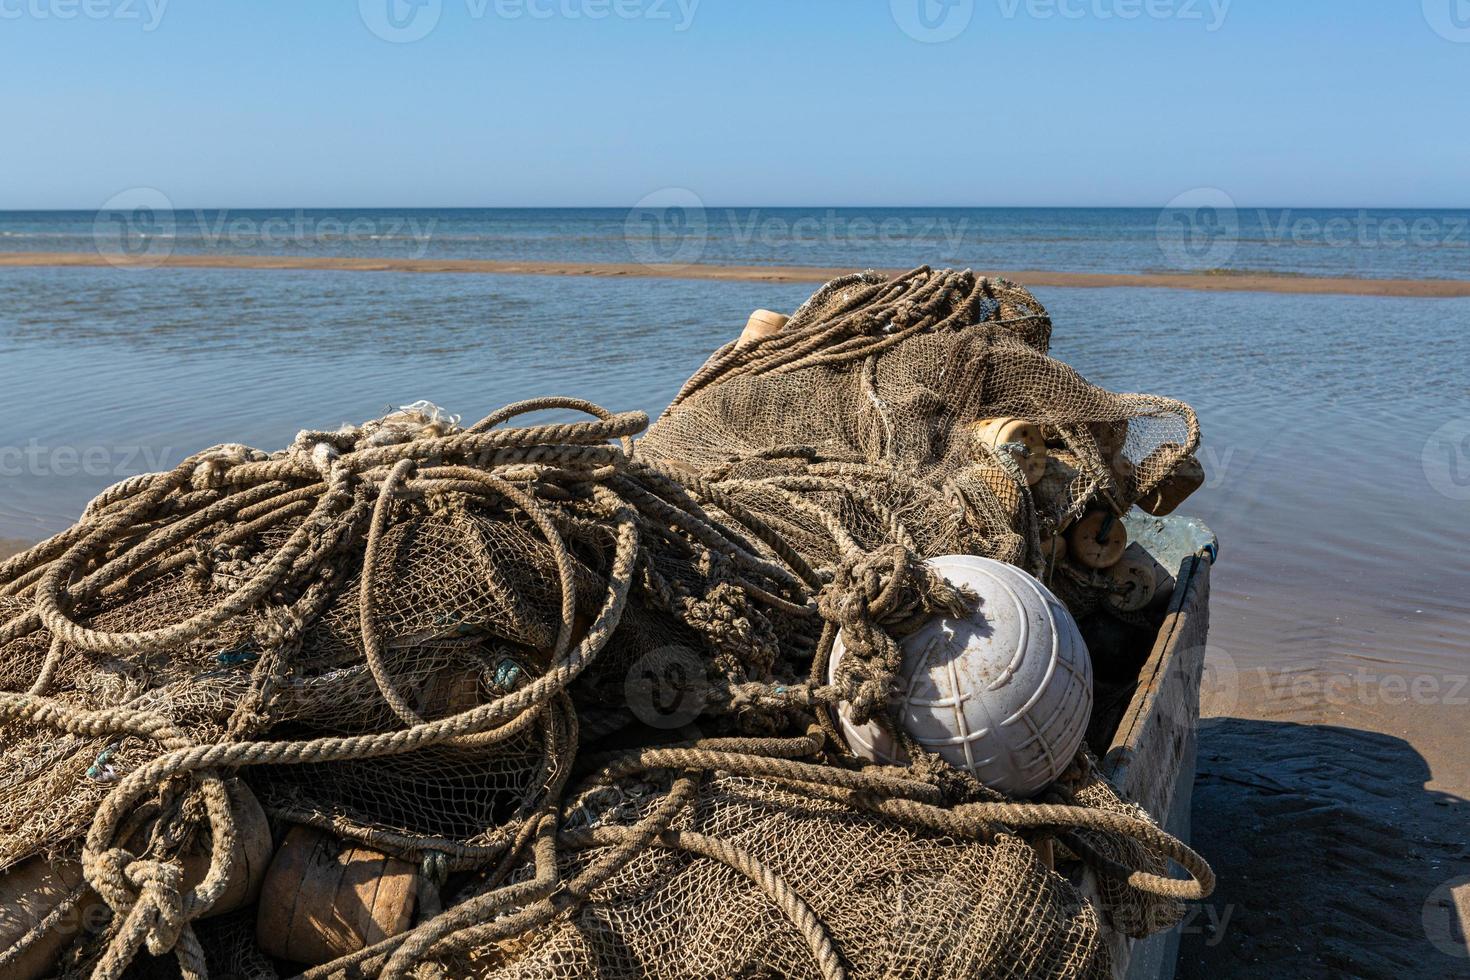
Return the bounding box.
[1087,515,1215,980]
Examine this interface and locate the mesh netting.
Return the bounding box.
[0,268,1210,980]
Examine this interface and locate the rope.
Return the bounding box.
[0,268,1211,979]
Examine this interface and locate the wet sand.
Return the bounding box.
[1177,678,1470,978]
[4,251,1470,298]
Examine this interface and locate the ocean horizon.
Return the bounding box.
[3,205,1468,281]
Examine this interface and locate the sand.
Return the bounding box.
[4,251,1470,298]
[1176,674,1470,978]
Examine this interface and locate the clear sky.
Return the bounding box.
[0,0,1465,209]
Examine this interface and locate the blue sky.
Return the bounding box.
[0,0,1465,208]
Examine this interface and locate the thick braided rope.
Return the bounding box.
[0,404,750,978]
[0,369,1211,980]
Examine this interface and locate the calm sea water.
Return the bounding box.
[1,264,1467,694]
[2,207,1468,280]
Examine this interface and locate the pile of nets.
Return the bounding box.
[0,267,1211,980]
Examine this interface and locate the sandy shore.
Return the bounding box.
[4,251,1470,298]
[1175,673,1470,978]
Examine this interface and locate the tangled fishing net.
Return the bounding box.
[0,267,1212,980]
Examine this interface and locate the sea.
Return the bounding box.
[2,205,1469,279]
[1,206,1468,757]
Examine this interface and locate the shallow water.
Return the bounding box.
[3,207,1469,280]
[1,266,1467,695]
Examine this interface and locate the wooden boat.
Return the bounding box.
[1080,512,1218,980]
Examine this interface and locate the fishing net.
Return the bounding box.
[0,267,1211,980]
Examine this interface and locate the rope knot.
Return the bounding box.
[83,848,190,957]
[255,603,309,652]
[125,858,187,954]
[818,546,977,726]
[86,846,138,910]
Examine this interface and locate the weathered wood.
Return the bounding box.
[1137,454,1205,517]
[0,856,90,980]
[256,825,418,965]
[1069,511,1130,569]
[1084,548,1212,980]
[1104,555,1210,820]
[738,309,789,347]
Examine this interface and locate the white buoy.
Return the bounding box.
[828,555,1093,798]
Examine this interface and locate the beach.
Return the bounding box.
[1,250,1466,976]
